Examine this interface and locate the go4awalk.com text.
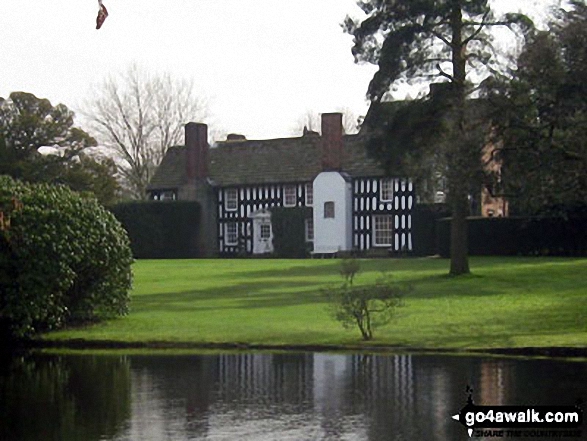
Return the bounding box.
[451,390,583,438]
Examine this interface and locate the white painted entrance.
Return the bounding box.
[249,209,274,254]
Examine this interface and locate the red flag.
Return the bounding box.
[96,0,108,29]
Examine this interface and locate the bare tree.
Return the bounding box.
[291,107,360,135]
[83,65,211,199]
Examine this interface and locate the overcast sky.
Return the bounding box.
[0,0,559,140]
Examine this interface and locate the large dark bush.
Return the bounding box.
[271,207,312,258]
[411,203,450,256]
[109,201,201,258]
[0,176,133,340]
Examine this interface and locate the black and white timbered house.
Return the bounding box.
[147,113,416,257]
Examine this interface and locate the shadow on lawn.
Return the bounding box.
[133,279,330,312]
[218,256,585,289]
[133,257,586,316]
[222,258,449,281]
[133,273,510,312]
[133,265,496,313]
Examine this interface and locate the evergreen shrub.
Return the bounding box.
[411,203,450,256]
[110,201,200,258]
[0,176,133,340]
[271,206,312,258]
[437,216,587,256]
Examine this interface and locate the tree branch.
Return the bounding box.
[436,63,454,81]
[462,10,490,46]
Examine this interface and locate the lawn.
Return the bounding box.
[41,257,587,351]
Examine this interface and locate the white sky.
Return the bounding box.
[0,0,559,141]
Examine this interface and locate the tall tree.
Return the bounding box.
[0,92,119,205]
[83,65,211,199]
[0,92,95,163]
[345,0,531,275]
[487,1,587,215]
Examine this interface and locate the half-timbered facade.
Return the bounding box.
[217,183,311,255]
[147,113,415,257]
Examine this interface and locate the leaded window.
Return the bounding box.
[283,185,297,207]
[225,188,238,211]
[225,222,238,245]
[380,179,394,202]
[373,215,393,246]
[305,183,313,206]
[260,224,271,240]
[305,218,314,241]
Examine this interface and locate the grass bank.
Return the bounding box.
[40,257,587,351]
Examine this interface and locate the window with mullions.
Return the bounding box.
[225,222,238,245]
[305,183,313,206]
[260,224,271,240]
[283,185,297,207]
[305,218,314,241]
[380,179,394,202]
[225,188,238,211]
[373,215,393,247]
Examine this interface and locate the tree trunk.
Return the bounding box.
[448,1,471,275]
[449,186,470,275]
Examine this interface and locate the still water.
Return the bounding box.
[0,352,585,441]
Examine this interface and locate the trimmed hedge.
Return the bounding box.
[110,201,201,259]
[411,203,451,256]
[437,216,587,257]
[271,206,312,258]
[0,176,133,340]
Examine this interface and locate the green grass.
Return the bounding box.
[41,257,587,350]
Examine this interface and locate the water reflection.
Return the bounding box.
[0,354,131,441]
[0,352,585,440]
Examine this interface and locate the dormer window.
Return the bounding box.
[225,188,238,211]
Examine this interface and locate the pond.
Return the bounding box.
[0,352,585,440]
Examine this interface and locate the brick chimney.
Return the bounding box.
[185,122,208,182]
[321,113,343,171]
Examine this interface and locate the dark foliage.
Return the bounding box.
[0,92,119,205]
[110,201,201,258]
[271,206,312,258]
[437,216,587,257]
[486,1,587,215]
[0,176,133,340]
[411,203,451,256]
[346,0,531,275]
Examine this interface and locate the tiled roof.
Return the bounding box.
[147,146,188,190]
[147,132,387,190]
[210,136,322,186]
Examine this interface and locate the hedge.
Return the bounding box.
[437,216,587,257]
[411,203,451,256]
[110,201,201,259]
